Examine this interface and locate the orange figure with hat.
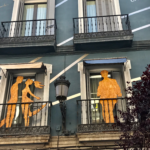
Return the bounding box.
[97,70,122,123]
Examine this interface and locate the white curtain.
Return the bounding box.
[22,5,34,36]
[36,4,47,36]
[86,1,97,33]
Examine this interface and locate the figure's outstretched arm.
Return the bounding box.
[28,87,40,100]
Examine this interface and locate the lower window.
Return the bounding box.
[78,58,132,124]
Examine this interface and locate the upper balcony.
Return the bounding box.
[73,15,133,51]
[0,19,56,55]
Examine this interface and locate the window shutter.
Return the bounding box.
[112,72,125,96]
[46,0,55,35]
[112,71,126,122]
[18,0,25,21]
[32,72,45,126]
[78,0,84,33]
[96,0,120,16]
[96,0,121,31]
[85,69,91,124]
[12,0,25,37]
[5,73,14,103]
[83,0,87,17]
[0,72,13,120]
[96,0,104,32]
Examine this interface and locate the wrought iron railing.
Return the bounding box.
[0,19,56,38]
[77,98,127,132]
[73,14,131,38]
[0,101,51,136]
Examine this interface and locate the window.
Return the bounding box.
[22,3,47,36]
[78,58,132,124]
[0,62,52,127]
[78,0,122,33]
[10,0,55,37]
[12,0,55,21]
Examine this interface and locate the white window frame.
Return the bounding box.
[10,0,55,37]
[0,62,52,126]
[12,0,55,21]
[78,59,132,124]
[78,0,122,33]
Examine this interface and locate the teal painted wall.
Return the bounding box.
[1,0,150,44]
[55,0,78,45]
[0,0,13,23]
[120,0,150,41]
[0,49,150,135]
[0,0,150,135]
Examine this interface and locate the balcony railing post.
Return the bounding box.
[127,14,131,31]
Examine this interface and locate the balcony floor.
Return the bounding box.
[0,35,56,55]
[0,126,50,136]
[74,30,133,51]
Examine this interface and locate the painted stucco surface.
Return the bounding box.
[0,0,150,136]
[0,49,149,135]
[0,0,13,23]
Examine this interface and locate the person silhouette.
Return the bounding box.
[21,79,46,127]
[97,70,122,123]
[0,76,24,128]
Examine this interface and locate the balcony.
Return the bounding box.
[77,98,127,133]
[0,19,56,55]
[73,15,133,51]
[0,101,51,136]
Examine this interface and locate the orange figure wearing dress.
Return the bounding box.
[21,79,46,127]
[97,70,122,123]
[0,76,24,128]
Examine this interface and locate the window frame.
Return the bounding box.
[0,62,52,126]
[78,58,132,124]
[24,3,47,20]
[78,0,122,33]
[11,0,55,22]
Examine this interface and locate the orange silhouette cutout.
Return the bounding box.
[97,70,122,123]
[0,76,24,128]
[21,79,46,127]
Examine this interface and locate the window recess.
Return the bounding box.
[78,0,122,33]
[78,58,132,126]
[0,62,52,135]
[8,0,55,37]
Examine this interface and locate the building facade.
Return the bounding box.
[0,0,150,149]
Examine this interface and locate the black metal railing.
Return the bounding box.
[0,101,51,136]
[77,98,127,132]
[0,19,56,38]
[73,14,131,36]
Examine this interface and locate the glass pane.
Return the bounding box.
[86,1,97,32]
[22,5,34,36]
[36,4,47,35]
